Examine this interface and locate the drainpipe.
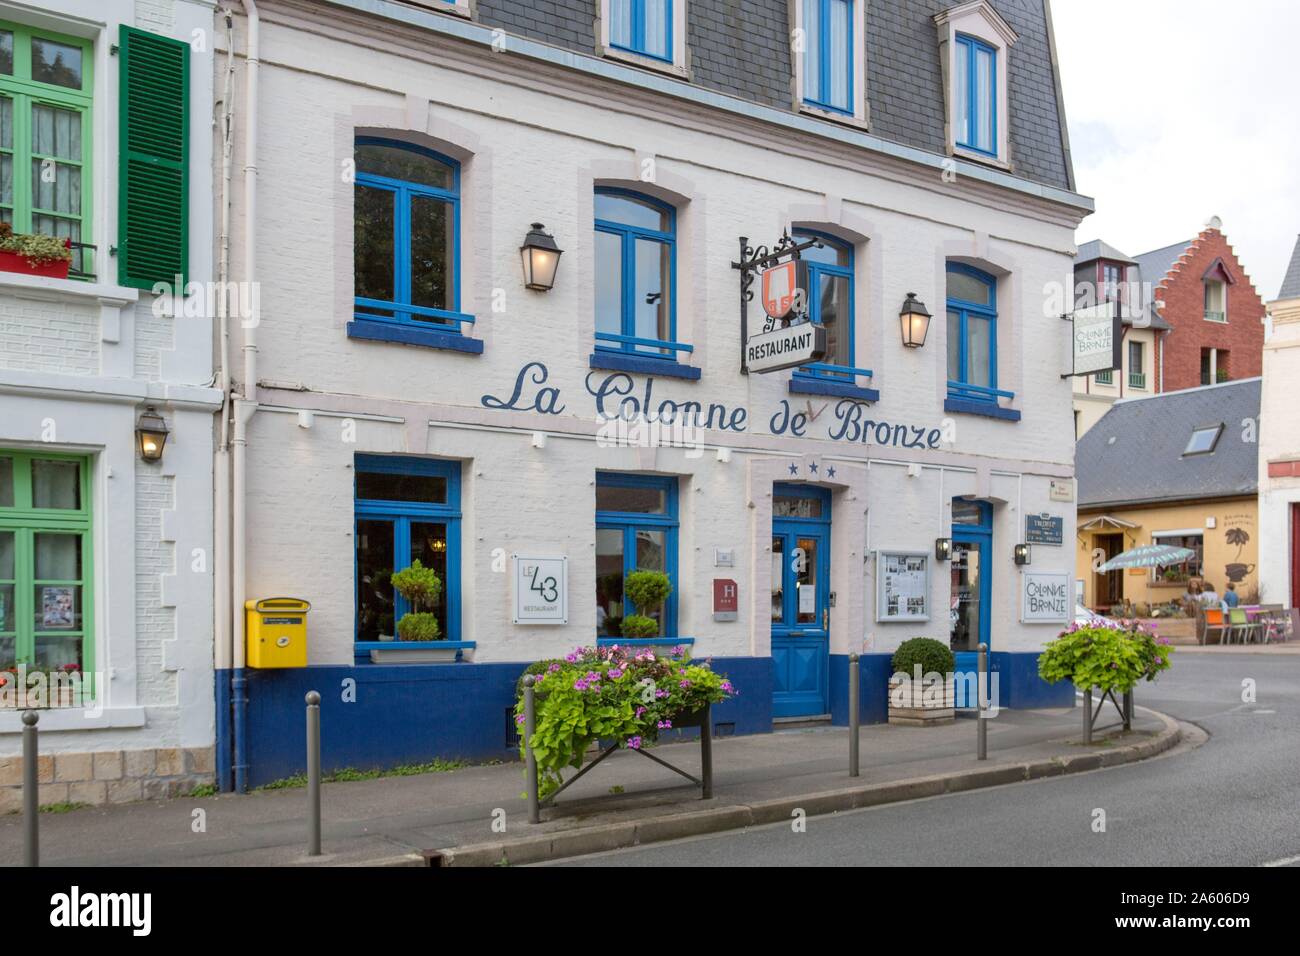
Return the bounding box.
[231,0,260,794]
[214,6,237,791]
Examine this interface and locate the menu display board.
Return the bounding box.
[876,551,930,622]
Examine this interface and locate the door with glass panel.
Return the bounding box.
[0,451,93,704]
[771,484,831,718]
[949,498,991,701]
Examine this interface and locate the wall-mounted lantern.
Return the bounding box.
[136,406,169,462]
[1014,543,1032,566]
[935,537,952,562]
[899,292,932,349]
[520,222,563,291]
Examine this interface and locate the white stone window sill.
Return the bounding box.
[601,46,690,80]
[0,706,146,734]
[799,102,871,132]
[951,145,1013,173]
[0,269,140,307]
[407,0,472,18]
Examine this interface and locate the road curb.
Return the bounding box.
[428,708,1183,867]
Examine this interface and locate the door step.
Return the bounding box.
[773,714,832,730]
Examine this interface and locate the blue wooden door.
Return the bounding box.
[771,485,831,718]
[950,499,992,706]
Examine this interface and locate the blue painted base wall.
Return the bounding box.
[218,655,774,789]
[828,651,1073,725]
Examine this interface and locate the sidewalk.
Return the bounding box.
[0,704,1180,867]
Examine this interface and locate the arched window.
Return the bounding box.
[594,188,679,358]
[793,229,854,380]
[352,137,469,336]
[946,263,998,401]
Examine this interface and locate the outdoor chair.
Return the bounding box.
[1227,608,1262,644]
[1202,608,1230,645]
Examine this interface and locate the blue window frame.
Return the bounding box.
[791,230,867,385]
[351,137,477,347]
[609,0,674,63]
[594,188,687,362]
[354,455,462,659]
[954,34,997,155]
[802,0,854,115]
[946,262,1014,412]
[595,473,679,641]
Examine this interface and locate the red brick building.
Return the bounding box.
[1136,221,1267,392]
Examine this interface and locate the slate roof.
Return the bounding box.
[1076,378,1261,509]
[1278,235,1300,301]
[474,0,1075,191]
[1077,239,1136,265]
[1132,239,1191,293]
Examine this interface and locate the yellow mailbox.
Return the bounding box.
[245,598,310,668]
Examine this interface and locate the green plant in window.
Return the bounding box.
[621,570,672,638]
[391,559,443,642]
[0,222,72,267]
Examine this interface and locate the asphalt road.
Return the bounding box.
[550,652,1300,866]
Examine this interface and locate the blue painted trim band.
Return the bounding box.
[588,351,700,380]
[789,377,879,402]
[595,637,695,647]
[348,320,484,353]
[944,397,1021,421]
[215,669,233,792]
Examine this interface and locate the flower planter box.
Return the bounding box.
[369,643,459,663]
[887,675,956,726]
[0,245,71,280]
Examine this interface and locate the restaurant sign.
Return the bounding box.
[746,321,826,373]
[1064,301,1121,378]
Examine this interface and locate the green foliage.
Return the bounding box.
[891,637,955,677]
[624,570,672,613]
[1038,621,1174,693]
[396,611,442,642]
[619,614,659,638]
[515,644,736,799]
[0,222,72,267]
[185,783,218,798]
[391,559,443,612]
[39,801,88,814]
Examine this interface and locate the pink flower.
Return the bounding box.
[720,680,734,694]
[657,719,672,730]
[627,736,642,750]
[515,713,525,725]
[609,668,624,679]
[636,706,647,717]
[679,679,691,689]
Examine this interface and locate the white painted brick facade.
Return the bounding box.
[0,300,99,375]
[230,3,1091,672]
[135,467,178,705]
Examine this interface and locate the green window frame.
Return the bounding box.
[0,19,94,278]
[0,450,95,702]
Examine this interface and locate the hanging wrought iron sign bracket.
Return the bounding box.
[731,231,824,375]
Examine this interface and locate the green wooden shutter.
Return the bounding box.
[118,25,189,290]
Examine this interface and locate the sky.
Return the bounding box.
[1051,0,1300,300]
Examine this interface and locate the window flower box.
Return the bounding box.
[0,231,72,279]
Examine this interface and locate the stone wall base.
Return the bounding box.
[0,746,215,813]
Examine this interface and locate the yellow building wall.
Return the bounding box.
[1075,497,1259,611]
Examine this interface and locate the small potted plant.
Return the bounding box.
[0,222,73,279]
[371,560,455,663]
[887,637,956,725]
[619,570,672,641]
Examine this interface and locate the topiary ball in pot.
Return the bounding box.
[891,637,956,678]
[396,612,441,642]
[620,614,659,639]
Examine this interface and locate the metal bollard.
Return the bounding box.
[700,703,713,799]
[1082,688,1093,744]
[305,691,321,857]
[22,710,38,867]
[848,653,860,777]
[1123,689,1133,731]
[524,676,540,824]
[976,643,988,761]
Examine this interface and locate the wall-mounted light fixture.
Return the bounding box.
[1014,543,1031,566]
[899,292,932,349]
[136,406,169,462]
[520,222,563,291]
[935,537,952,562]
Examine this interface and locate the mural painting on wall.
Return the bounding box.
[1221,512,1255,585]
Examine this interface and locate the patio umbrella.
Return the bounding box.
[1096,543,1195,573]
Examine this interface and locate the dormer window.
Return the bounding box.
[600,1,688,75]
[793,0,868,126]
[934,1,1018,166]
[1204,279,1227,323]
